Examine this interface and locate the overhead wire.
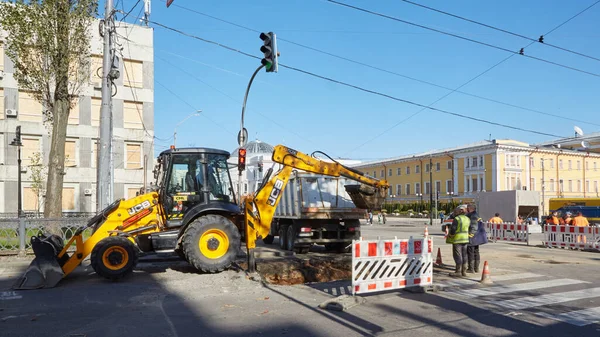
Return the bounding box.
[399,0,600,63]
[325,0,600,78]
[147,19,561,140]
[157,1,600,128]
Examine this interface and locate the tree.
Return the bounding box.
[28,151,47,215]
[0,0,97,217]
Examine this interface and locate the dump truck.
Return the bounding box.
[14,145,388,289]
[262,172,364,253]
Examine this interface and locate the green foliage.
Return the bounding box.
[28,151,46,214]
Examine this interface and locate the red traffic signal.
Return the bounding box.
[238,148,247,171]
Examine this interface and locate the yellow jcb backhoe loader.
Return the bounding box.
[13,145,388,289]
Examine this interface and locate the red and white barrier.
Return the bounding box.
[544,225,600,250]
[486,222,529,243]
[352,237,433,295]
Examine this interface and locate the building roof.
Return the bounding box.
[231,139,275,158]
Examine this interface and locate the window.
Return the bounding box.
[0,89,4,120]
[123,59,143,88]
[406,184,411,195]
[125,143,142,169]
[466,179,470,192]
[595,181,598,193]
[415,165,420,174]
[568,180,573,192]
[380,170,384,178]
[436,162,440,171]
[425,164,430,173]
[594,162,598,171]
[505,173,522,190]
[549,179,555,192]
[530,157,535,168]
[586,180,590,193]
[577,160,581,170]
[22,138,41,165]
[64,139,77,167]
[127,187,142,199]
[446,180,453,194]
[447,160,452,170]
[91,98,101,126]
[91,141,99,168]
[23,187,40,212]
[18,91,43,122]
[435,181,441,193]
[530,178,536,191]
[549,159,554,168]
[62,187,76,211]
[90,55,103,86]
[406,166,410,175]
[506,154,519,168]
[415,183,421,194]
[425,182,430,195]
[397,167,401,176]
[466,158,470,168]
[0,43,4,71]
[568,160,572,170]
[68,99,80,125]
[559,160,563,169]
[388,168,392,177]
[577,180,582,192]
[123,101,144,129]
[472,157,478,167]
[396,184,402,195]
[373,171,376,178]
[480,176,484,191]
[472,177,478,192]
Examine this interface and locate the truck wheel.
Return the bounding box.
[278,226,287,250]
[286,225,296,251]
[91,236,139,281]
[262,234,275,245]
[181,214,240,273]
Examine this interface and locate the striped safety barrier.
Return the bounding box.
[486,222,528,243]
[352,237,433,295]
[544,225,600,250]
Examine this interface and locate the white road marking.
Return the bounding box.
[451,279,587,298]
[535,307,600,326]
[497,287,600,310]
[0,291,22,300]
[436,272,543,288]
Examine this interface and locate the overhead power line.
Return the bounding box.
[399,0,600,63]
[148,20,560,139]
[157,1,600,127]
[325,0,600,78]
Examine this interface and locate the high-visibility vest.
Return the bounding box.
[547,216,559,225]
[447,214,470,244]
[559,217,571,225]
[572,216,589,227]
[489,216,503,224]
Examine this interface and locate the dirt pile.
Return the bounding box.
[240,256,352,285]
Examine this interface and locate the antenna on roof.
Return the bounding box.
[582,141,590,149]
[574,126,584,138]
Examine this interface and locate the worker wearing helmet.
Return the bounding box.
[559,212,572,226]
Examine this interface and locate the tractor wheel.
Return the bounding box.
[181,214,241,273]
[286,225,296,251]
[174,248,187,261]
[91,236,139,281]
[262,234,275,245]
[278,225,287,250]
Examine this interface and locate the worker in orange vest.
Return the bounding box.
[559,212,572,226]
[489,213,503,224]
[546,212,560,225]
[572,211,589,226]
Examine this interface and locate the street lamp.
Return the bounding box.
[10,126,23,218]
[173,110,201,148]
[416,193,423,212]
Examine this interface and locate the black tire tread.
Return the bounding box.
[90,236,139,281]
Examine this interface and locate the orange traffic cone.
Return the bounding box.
[480,261,493,284]
[424,226,429,237]
[435,247,443,266]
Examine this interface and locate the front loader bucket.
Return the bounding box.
[12,234,66,290]
[345,184,386,211]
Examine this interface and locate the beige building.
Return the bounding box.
[353,137,600,213]
[0,21,154,215]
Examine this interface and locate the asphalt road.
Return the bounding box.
[1,218,600,337]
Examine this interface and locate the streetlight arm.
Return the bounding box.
[173,111,201,147]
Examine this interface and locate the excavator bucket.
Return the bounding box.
[12,234,67,290]
[345,184,386,211]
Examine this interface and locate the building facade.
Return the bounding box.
[353,138,600,213]
[0,21,154,214]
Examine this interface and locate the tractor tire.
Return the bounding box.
[286,225,296,251]
[278,225,287,250]
[262,234,275,245]
[174,248,187,261]
[181,214,241,273]
[91,236,139,281]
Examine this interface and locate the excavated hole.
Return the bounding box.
[239,256,352,285]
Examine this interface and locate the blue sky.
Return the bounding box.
[113,0,599,160]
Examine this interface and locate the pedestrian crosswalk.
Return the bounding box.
[436,271,600,327]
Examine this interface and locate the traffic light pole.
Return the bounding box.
[238,64,265,274]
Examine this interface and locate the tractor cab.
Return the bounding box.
[154,147,241,226]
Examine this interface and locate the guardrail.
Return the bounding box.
[544,225,600,250]
[486,222,529,245]
[0,217,93,255]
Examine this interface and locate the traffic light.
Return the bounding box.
[259,32,278,73]
[238,148,247,171]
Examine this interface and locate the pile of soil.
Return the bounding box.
[239,256,352,285]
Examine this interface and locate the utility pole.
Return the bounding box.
[429,156,433,226]
[541,159,545,216]
[97,0,115,211]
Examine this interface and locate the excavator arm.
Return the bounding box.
[244,145,389,253]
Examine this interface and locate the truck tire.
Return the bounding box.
[181,214,240,273]
[262,234,275,245]
[286,225,296,251]
[278,225,287,250]
[91,236,139,281]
